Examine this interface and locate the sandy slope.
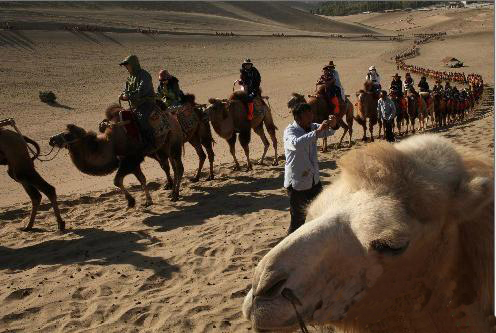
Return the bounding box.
[0,4,494,333]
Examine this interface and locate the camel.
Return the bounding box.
[432,91,447,128]
[287,93,354,149]
[354,81,378,142]
[49,106,184,207]
[101,94,215,182]
[243,134,494,333]
[0,128,64,231]
[205,91,278,171]
[404,91,419,134]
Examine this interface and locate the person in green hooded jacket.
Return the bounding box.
[118,55,156,151]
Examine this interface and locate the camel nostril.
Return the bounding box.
[257,278,287,299]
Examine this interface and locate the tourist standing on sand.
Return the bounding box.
[377,90,396,143]
[283,103,337,235]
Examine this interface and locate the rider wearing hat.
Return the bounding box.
[432,79,443,93]
[239,59,261,120]
[365,66,381,93]
[118,55,156,151]
[390,73,403,97]
[404,72,414,93]
[156,69,184,108]
[418,76,430,93]
[322,61,345,100]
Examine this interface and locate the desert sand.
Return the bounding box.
[0,2,493,332]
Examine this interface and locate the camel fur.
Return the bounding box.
[243,134,494,333]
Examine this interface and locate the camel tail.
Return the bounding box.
[23,136,40,160]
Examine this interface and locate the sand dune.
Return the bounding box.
[0,3,494,333]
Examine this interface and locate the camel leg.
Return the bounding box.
[346,116,353,147]
[133,166,152,207]
[227,134,241,171]
[20,183,41,231]
[239,129,253,171]
[253,124,269,165]
[169,144,184,202]
[267,127,278,166]
[201,137,215,181]
[337,119,348,148]
[154,150,173,190]
[114,158,140,208]
[368,119,375,142]
[27,171,65,231]
[189,135,206,183]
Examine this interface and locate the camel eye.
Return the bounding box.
[370,240,408,256]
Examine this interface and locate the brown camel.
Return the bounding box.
[405,91,419,134]
[0,127,64,231]
[101,94,215,182]
[354,81,378,142]
[205,91,278,171]
[49,107,184,207]
[287,92,354,149]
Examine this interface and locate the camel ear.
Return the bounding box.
[66,124,77,131]
[454,175,493,223]
[208,98,217,105]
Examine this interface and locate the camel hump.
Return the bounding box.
[182,93,196,105]
[105,103,125,120]
[229,91,250,104]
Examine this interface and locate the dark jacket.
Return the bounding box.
[418,80,430,92]
[240,67,261,96]
[390,78,403,93]
[121,55,155,108]
[157,76,184,107]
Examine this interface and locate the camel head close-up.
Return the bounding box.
[243,134,494,333]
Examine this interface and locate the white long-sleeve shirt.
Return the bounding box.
[366,71,381,85]
[283,121,335,191]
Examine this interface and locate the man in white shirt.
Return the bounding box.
[283,103,337,234]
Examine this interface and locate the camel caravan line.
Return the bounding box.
[0,31,486,233]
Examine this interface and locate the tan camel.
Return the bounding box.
[287,93,354,149]
[0,128,64,231]
[49,107,184,207]
[205,91,278,171]
[354,81,378,142]
[243,134,494,333]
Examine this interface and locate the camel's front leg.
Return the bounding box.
[114,165,136,208]
[253,125,269,165]
[227,134,241,171]
[268,127,278,166]
[368,119,375,142]
[133,166,152,207]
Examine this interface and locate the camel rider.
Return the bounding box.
[390,73,403,97]
[239,59,261,121]
[365,66,381,93]
[444,81,452,98]
[432,79,443,93]
[157,69,184,108]
[418,76,430,93]
[404,73,414,92]
[119,55,156,151]
[323,61,345,101]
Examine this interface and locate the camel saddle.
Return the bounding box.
[168,103,198,141]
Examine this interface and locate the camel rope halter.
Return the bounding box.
[281,288,310,333]
[1,118,62,162]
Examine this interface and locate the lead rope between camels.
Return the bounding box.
[7,119,62,162]
[281,288,310,333]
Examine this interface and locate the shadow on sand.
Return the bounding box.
[0,228,179,278]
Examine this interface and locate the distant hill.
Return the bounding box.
[0,1,375,35]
